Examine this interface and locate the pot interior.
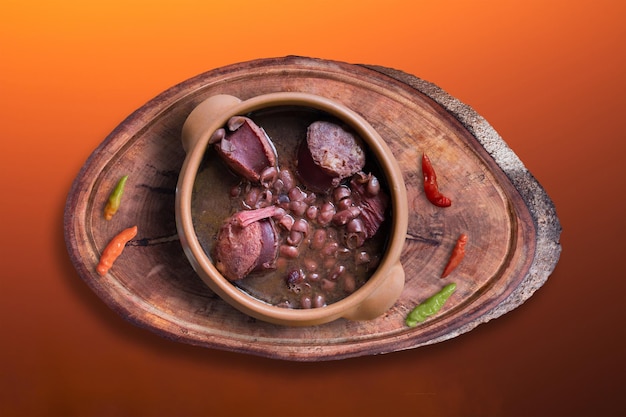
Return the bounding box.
[191,105,393,310]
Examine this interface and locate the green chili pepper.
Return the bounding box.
[405,283,456,327]
[104,175,128,220]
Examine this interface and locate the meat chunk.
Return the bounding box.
[349,173,389,239]
[297,121,366,192]
[214,116,277,183]
[213,206,282,281]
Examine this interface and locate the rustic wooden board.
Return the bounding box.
[64,56,561,361]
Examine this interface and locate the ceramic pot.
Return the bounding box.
[176,92,408,326]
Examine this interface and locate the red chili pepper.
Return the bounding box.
[422,153,452,207]
[441,233,468,278]
[96,226,138,276]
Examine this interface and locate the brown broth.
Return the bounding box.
[191,106,390,308]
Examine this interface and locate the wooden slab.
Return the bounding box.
[64,56,561,361]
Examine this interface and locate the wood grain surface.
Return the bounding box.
[63,56,561,361]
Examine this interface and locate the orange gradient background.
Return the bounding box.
[1,1,625,416]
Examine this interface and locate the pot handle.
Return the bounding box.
[181,94,242,153]
[342,262,405,321]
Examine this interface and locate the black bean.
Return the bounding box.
[273,178,285,193]
[303,258,318,272]
[311,229,327,250]
[321,278,336,292]
[286,269,305,285]
[308,272,320,282]
[278,169,295,190]
[337,197,353,211]
[300,296,312,309]
[227,115,247,131]
[276,192,289,203]
[260,166,278,188]
[355,250,371,265]
[292,218,309,235]
[289,186,307,202]
[289,200,307,217]
[209,127,226,144]
[255,189,273,208]
[230,183,242,198]
[287,230,304,246]
[244,187,261,208]
[345,218,366,248]
[329,265,346,280]
[280,245,299,258]
[333,185,351,203]
[332,209,357,226]
[278,214,295,231]
[346,217,364,233]
[305,205,318,220]
[322,241,339,257]
[304,191,317,205]
[367,175,381,196]
[313,294,326,308]
[270,207,286,219]
[318,202,336,225]
[337,246,351,257]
